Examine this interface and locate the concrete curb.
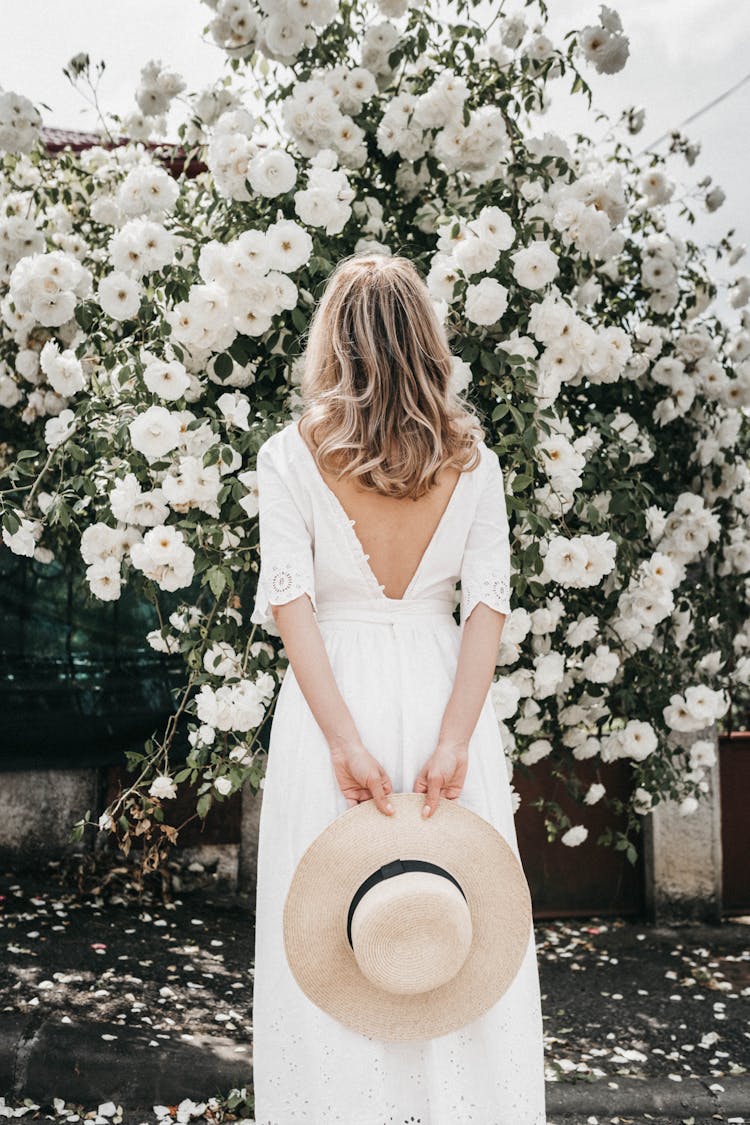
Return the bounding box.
[545,1074,750,1116]
[2,1015,749,1116]
[0,1014,251,1107]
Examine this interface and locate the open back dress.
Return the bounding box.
[249,418,547,1125]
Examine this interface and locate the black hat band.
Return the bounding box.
[346,858,467,950]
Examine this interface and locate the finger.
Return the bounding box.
[368,773,394,816]
[380,771,395,801]
[423,770,443,819]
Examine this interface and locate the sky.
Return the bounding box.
[2,0,749,319]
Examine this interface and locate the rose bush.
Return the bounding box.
[1,0,749,871]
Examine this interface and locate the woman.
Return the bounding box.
[249,254,546,1124]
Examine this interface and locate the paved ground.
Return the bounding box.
[0,855,748,1123]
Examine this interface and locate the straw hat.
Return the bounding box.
[283,791,533,1042]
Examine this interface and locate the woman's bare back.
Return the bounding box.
[299,433,462,601]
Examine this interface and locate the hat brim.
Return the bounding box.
[283,792,533,1042]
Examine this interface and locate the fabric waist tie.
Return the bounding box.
[315,597,457,625]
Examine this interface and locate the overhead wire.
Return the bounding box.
[634,70,750,157]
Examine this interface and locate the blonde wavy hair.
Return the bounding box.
[297,253,485,500]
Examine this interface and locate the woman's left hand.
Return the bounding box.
[412,739,469,819]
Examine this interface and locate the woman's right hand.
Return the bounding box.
[329,742,395,816]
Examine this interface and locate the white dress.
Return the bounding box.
[249,419,547,1125]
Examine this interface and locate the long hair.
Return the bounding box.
[297,253,485,499]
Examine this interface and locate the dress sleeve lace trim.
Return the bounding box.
[460,572,511,622]
[250,550,317,634]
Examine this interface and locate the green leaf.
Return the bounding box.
[213,352,234,379]
[207,566,226,598]
[2,510,21,535]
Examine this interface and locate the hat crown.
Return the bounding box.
[350,870,473,995]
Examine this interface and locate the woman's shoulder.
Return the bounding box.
[461,435,493,478]
[256,418,302,465]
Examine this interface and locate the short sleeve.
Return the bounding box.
[459,447,512,624]
[249,440,317,636]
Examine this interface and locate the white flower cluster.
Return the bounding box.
[111,473,169,526]
[183,84,244,146]
[204,0,337,65]
[135,59,186,118]
[0,214,45,279]
[293,152,355,235]
[2,511,43,558]
[640,231,686,316]
[600,719,657,762]
[427,207,555,331]
[116,163,180,219]
[80,522,143,601]
[195,674,275,732]
[544,174,626,261]
[361,20,400,76]
[7,250,92,329]
[581,643,621,685]
[722,525,750,578]
[611,552,678,653]
[44,408,76,450]
[663,684,729,733]
[0,89,42,154]
[39,340,85,397]
[281,67,376,168]
[653,333,750,428]
[543,532,617,589]
[534,421,590,517]
[166,217,312,359]
[650,492,722,578]
[204,641,244,678]
[580,6,630,75]
[207,109,298,203]
[525,290,632,405]
[377,69,510,175]
[130,525,196,592]
[109,219,177,278]
[162,455,223,518]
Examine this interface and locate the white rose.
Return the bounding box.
[464,277,509,326]
[217,390,251,431]
[469,206,515,250]
[584,783,606,805]
[620,720,658,761]
[97,271,142,320]
[142,358,190,400]
[86,556,122,602]
[520,738,553,765]
[149,775,178,800]
[560,824,589,846]
[544,535,589,585]
[453,235,500,277]
[582,644,620,683]
[129,405,182,463]
[248,149,297,198]
[265,219,313,272]
[44,408,76,449]
[511,241,559,289]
